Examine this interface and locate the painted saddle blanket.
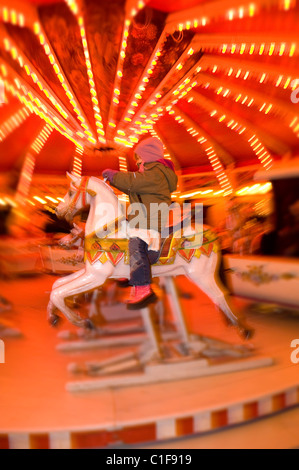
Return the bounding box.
[84,229,219,267]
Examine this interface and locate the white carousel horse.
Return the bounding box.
[47,172,253,340]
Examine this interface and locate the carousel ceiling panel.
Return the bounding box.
[0,0,298,196]
[0,111,44,171]
[155,112,212,170]
[33,131,75,174]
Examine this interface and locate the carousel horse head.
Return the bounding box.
[56,172,97,223]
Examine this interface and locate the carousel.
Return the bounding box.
[0,0,299,450]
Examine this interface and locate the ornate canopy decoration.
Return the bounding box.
[0,0,298,202]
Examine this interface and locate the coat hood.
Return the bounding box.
[134,137,164,163]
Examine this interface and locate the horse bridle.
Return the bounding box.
[65,176,125,238]
[66,176,90,217]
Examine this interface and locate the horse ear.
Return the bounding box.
[66,171,80,184]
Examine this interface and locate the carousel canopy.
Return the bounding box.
[0,0,298,201]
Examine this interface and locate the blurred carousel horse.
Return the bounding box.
[47,173,254,343]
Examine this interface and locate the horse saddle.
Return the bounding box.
[84,221,217,266]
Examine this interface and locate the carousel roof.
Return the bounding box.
[0,0,299,200]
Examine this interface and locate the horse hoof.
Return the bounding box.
[48,313,60,327]
[84,319,95,330]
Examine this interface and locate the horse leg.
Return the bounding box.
[49,263,113,329]
[47,268,86,326]
[186,253,254,340]
[51,268,86,290]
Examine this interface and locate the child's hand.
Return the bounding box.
[102,169,117,182]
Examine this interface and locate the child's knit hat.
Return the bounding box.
[135,137,164,162]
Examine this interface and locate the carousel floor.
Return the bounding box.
[0,272,299,449]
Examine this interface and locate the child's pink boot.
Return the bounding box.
[124,285,157,310]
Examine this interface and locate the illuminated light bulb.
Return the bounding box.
[33,22,40,34]
[289,44,296,57]
[240,43,246,54]
[259,44,265,55]
[33,196,47,204]
[279,43,286,56]
[222,44,227,53]
[249,3,255,16]
[11,47,17,59]
[228,10,234,20]
[284,77,291,88]
[201,17,207,26]
[283,0,291,10]
[2,7,9,22]
[274,75,284,88]
[249,44,255,55]
[269,43,275,55]
[260,73,266,83]
[251,138,259,146]
[265,104,273,114]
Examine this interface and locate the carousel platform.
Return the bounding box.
[0,273,299,449]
